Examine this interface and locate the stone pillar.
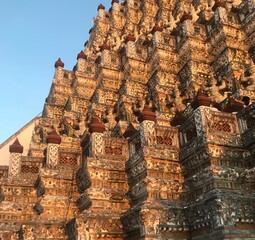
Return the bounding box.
[97,3,105,18]
[46,129,61,167]
[89,117,105,158]
[100,43,111,66]
[139,106,157,147]
[125,34,136,58]
[111,0,119,11]
[211,1,228,26]
[151,24,163,44]
[76,51,86,71]
[9,138,23,176]
[54,57,64,79]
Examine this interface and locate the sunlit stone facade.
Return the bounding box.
[1,0,255,239]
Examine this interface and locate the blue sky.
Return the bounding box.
[0,1,111,144]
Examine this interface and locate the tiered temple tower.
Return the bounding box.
[1,0,255,239]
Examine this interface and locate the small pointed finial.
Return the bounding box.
[54,58,64,68]
[47,129,61,144]
[97,4,105,11]
[9,138,23,153]
[112,0,119,4]
[77,51,87,60]
[89,117,105,133]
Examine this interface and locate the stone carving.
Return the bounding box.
[9,153,21,176]
[240,61,255,91]
[204,78,229,104]
[166,84,186,112]
[1,0,255,239]
[47,144,59,167]
[57,117,80,137]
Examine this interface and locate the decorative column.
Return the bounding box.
[97,3,105,18]
[76,51,87,71]
[9,138,23,176]
[46,129,61,168]
[89,117,105,158]
[111,0,119,11]
[100,43,111,67]
[139,105,157,147]
[54,58,64,79]
[75,117,106,213]
[212,0,227,22]
[121,106,156,238]
[151,23,163,44]
[125,34,136,59]
[71,116,129,239]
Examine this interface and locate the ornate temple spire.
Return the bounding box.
[54,57,64,68]
[46,129,61,144]
[9,138,23,154]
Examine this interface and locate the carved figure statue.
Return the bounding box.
[204,78,229,103]
[240,62,255,91]
[33,122,54,143]
[166,84,187,112]
[57,117,79,137]
[132,98,143,116]
[116,103,128,121]
[77,115,87,137]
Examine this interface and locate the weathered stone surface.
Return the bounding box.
[1,0,255,239]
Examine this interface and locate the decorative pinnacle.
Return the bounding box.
[151,24,163,34]
[223,97,244,113]
[9,138,23,153]
[125,34,136,43]
[77,51,87,60]
[212,0,226,11]
[47,129,61,144]
[54,58,64,68]
[97,4,105,11]
[100,43,111,51]
[89,117,105,133]
[138,105,156,123]
[112,0,119,4]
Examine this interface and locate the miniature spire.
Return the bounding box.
[47,129,61,144]
[191,91,212,110]
[151,24,163,34]
[77,51,87,60]
[97,4,105,11]
[112,0,119,4]
[46,129,61,168]
[9,138,23,153]
[138,105,156,123]
[89,117,105,133]
[100,43,111,51]
[125,34,136,43]
[54,58,64,68]
[9,138,23,176]
[223,97,244,113]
